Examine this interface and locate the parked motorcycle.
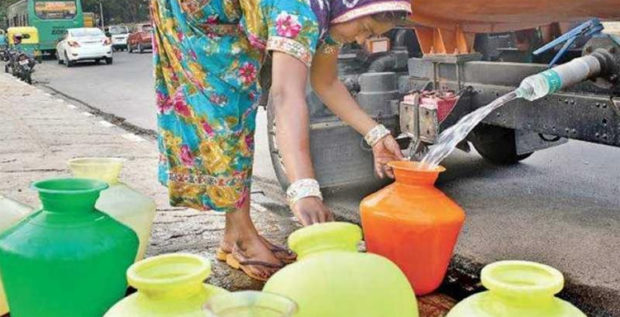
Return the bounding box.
[3,34,36,84]
[14,52,36,84]
[1,48,10,63]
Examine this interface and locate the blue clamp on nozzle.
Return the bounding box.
[533,18,604,67]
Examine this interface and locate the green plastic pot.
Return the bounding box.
[263,222,418,317]
[447,261,586,317]
[0,178,139,317]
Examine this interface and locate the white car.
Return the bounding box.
[107,25,129,51]
[56,28,113,67]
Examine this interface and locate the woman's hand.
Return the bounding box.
[291,197,334,226]
[372,135,404,178]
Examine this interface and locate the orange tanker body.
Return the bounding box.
[406,1,620,55]
[410,0,620,33]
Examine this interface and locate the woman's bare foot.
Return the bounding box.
[220,202,283,280]
[219,235,296,264]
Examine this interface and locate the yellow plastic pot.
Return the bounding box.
[447,261,586,317]
[0,194,33,315]
[105,253,228,316]
[263,222,418,317]
[68,157,157,261]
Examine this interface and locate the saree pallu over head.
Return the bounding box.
[310,0,412,39]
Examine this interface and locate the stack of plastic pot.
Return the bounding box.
[0,195,33,315]
[360,161,465,295]
[68,157,157,261]
[0,178,139,316]
[263,222,419,317]
[448,260,586,316]
[105,253,228,316]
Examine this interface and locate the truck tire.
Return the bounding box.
[470,123,533,165]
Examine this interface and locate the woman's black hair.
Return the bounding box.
[372,11,415,27]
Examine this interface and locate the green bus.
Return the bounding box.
[7,0,84,54]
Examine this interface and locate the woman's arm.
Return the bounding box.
[310,48,377,136]
[310,48,404,178]
[270,52,314,182]
[270,51,333,225]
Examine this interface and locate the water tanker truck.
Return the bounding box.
[265,1,620,190]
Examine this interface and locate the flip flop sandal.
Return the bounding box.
[215,247,229,262]
[216,239,296,264]
[225,247,284,282]
[260,237,297,264]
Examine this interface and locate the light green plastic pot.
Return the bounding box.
[105,253,228,316]
[68,157,157,262]
[447,260,586,317]
[263,222,418,317]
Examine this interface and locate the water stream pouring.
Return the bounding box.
[419,53,604,169]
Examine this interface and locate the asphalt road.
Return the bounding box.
[33,51,620,315]
[34,51,278,181]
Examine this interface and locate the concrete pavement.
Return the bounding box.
[0,73,454,316]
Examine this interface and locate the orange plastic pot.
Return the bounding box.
[360,161,465,295]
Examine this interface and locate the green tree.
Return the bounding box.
[1,0,21,29]
[83,0,150,25]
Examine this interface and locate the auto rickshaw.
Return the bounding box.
[7,27,42,63]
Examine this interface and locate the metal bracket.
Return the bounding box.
[422,53,482,90]
[612,97,620,117]
[398,93,424,160]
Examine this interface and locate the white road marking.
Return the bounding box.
[67,104,77,109]
[99,120,114,128]
[121,133,145,142]
[82,112,93,117]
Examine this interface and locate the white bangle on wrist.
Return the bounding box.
[364,124,391,147]
[286,178,323,208]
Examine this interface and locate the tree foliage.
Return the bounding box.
[1,0,21,29]
[83,0,150,25]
